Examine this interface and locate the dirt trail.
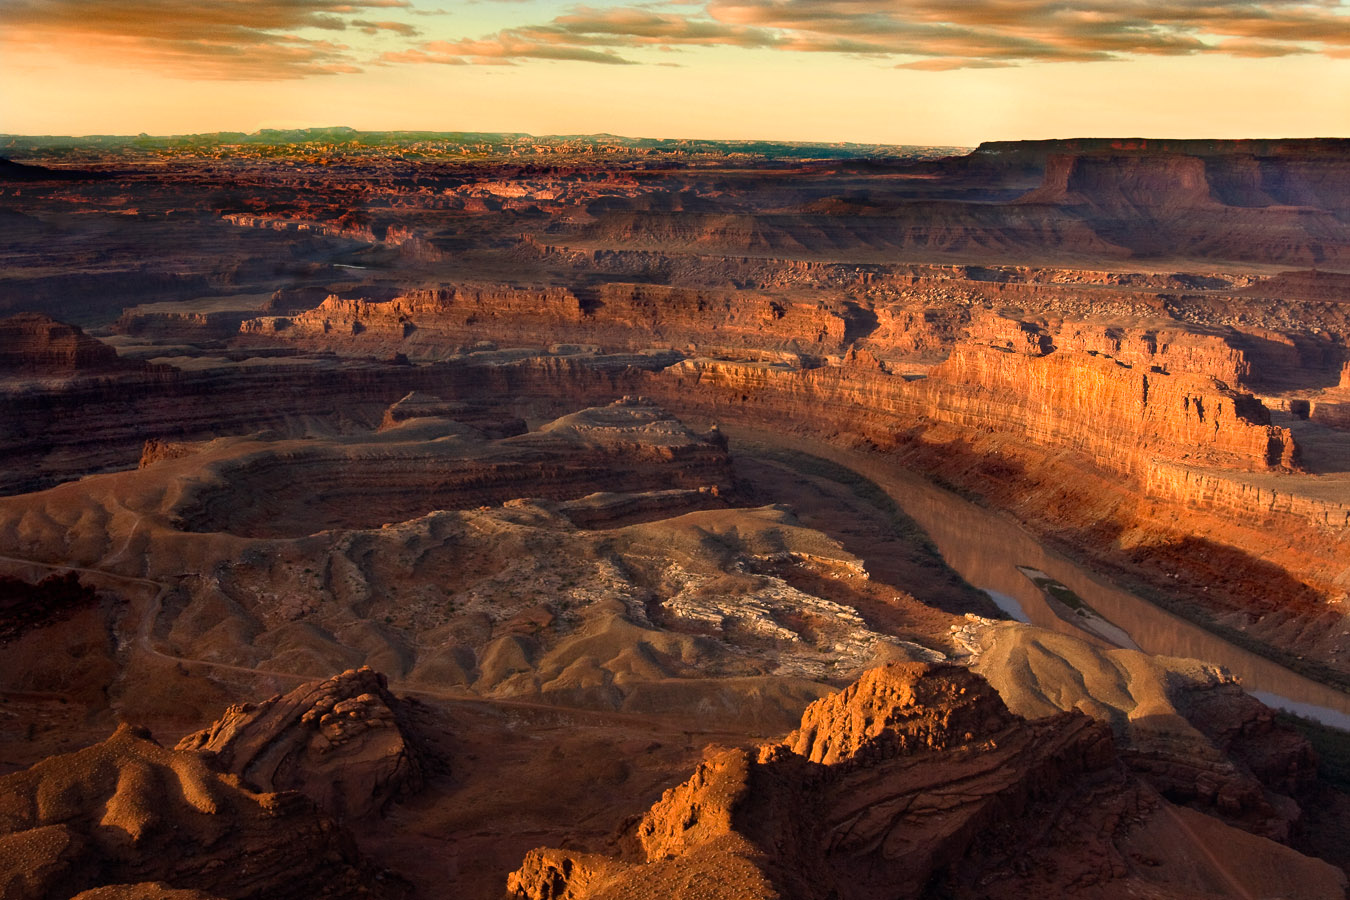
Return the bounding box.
[1154,791,1257,900]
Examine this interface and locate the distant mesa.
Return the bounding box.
[970,137,1350,169]
[0,156,104,181]
[0,314,147,376]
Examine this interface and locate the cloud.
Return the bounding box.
[1211,36,1317,56]
[0,0,417,78]
[898,58,1018,71]
[350,19,420,36]
[384,0,1350,68]
[383,35,639,64]
[7,0,1349,77]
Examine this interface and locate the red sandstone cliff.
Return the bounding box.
[661,328,1296,477]
[926,341,1296,473]
[241,282,854,359]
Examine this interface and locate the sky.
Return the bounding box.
[2,0,1348,145]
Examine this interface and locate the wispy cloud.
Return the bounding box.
[385,0,1350,69]
[351,19,420,36]
[0,0,418,78]
[6,0,1348,78]
[383,34,639,64]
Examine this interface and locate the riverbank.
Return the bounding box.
[724,426,1350,728]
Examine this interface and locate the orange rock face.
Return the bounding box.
[243,282,855,359]
[926,340,1296,473]
[649,324,1295,476]
[508,663,1344,900]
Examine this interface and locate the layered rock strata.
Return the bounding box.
[656,334,1297,477]
[241,282,858,359]
[176,667,425,820]
[166,397,732,538]
[0,313,153,376]
[0,723,403,900]
[508,662,1344,900]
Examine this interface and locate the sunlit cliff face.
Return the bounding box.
[2,0,1349,143]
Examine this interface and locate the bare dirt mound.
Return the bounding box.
[964,620,1318,840]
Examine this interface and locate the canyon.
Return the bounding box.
[1,132,1349,898]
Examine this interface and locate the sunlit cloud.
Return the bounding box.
[1214,36,1317,56]
[898,58,1017,71]
[350,19,420,36]
[383,35,638,64]
[5,0,1350,79]
[384,0,1350,69]
[0,0,418,78]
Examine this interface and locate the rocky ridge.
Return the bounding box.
[508,662,1344,900]
[961,620,1318,841]
[241,282,857,360]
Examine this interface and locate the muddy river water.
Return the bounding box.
[737,432,1350,729]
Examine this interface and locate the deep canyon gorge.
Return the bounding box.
[1,131,1349,899]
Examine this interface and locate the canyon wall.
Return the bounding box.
[648,333,1294,477]
[1144,462,1350,530]
[243,283,855,359]
[0,306,1306,510]
[924,342,1295,473]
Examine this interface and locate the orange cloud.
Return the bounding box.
[383,0,1350,69]
[0,0,417,78]
[7,0,1350,78]
[382,35,639,64]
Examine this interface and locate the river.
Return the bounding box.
[732,431,1350,730]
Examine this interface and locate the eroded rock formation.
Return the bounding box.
[0,723,403,900]
[176,667,425,820]
[5,134,1350,900]
[508,662,1344,900]
[243,282,857,360]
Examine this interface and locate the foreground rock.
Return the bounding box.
[176,667,426,820]
[0,722,405,900]
[508,662,1344,900]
